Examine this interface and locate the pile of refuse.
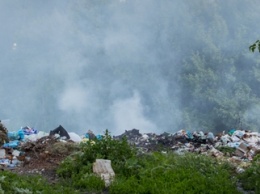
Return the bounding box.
[0,120,260,176]
[114,128,260,172]
[0,124,83,171]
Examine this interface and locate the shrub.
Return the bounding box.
[0,170,77,193]
[72,173,105,191]
[57,130,241,193]
[110,152,240,194]
[57,129,137,192]
[238,154,260,192]
[216,146,236,156]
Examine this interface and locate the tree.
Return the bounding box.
[249,40,260,52]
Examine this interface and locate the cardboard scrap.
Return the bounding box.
[93,159,115,187]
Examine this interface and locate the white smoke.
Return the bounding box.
[58,84,90,113]
[243,105,260,132]
[110,91,157,135]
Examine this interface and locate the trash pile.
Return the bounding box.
[0,123,82,182]
[0,118,260,179]
[114,128,260,173]
[0,123,104,172]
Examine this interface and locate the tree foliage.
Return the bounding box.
[249,40,260,53]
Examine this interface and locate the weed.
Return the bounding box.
[216,146,236,156]
[0,170,78,193]
[57,129,137,192]
[238,155,260,193]
[110,153,240,194]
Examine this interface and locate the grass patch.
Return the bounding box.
[57,129,137,193]
[0,170,78,193]
[238,154,260,193]
[110,152,240,194]
[216,146,236,156]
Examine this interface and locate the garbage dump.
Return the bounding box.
[0,125,75,174]
[0,123,259,179]
[114,128,260,173]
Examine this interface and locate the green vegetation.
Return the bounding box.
[57,130,240,193]
[250,40,260,53]
[238,154,260,192]
[216,146,236,156]
[0,171,78,194]
[110,153,240,194]
[57,130,137,192]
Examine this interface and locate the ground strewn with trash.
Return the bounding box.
[0,125,259,193]
[114,129,260,172]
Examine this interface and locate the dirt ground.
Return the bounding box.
[7,136,77,183]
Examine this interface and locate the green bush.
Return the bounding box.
[110,153,240,194]
[80,130,137,170]
[0,170,78,194]
[56,130,245,193]
[72,173,105,191]
[56,152,87,179]
[109,176,146,194]
[216,146,236,156]
[57,129,137,192]
[238,155,260,193]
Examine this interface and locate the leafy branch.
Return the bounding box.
[249,40,260,52]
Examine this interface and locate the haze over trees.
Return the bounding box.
[0,0,260,134]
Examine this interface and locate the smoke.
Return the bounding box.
[0,0,260,134]
[243,105,260,132]
[110,91,157,135]
[58,84,90,113]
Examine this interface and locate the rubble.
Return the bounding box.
[93,159,115,187]
[114,128,260,172]
[0,125,79,183]
[68,132,81,142]
[234,143,248,157]
[0,120,9,146]
[49,125,70,140]
[21,126,37,135]
[0,124,259,184]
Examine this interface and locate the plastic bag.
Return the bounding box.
[8,130,24,141]
[3,140,20,148]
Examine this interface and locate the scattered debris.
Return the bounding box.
[114,128,260,173]
[93,159,115,187]
[68,132,82,142]
[0,125,259,184]
[49,125,70,140]
[22,126,37,135]
[0,120,9,146]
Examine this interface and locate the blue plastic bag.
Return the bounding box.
[8,130,24,141]
[228,129,236,136]
[22,126,37,135]
[186,131,194,139]
[96,134,102,140]
[3,140,20,148]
